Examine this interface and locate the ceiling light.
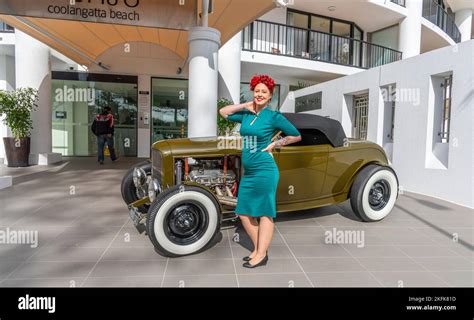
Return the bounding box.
[328,6,336,11]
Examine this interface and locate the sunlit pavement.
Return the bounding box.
[0,158,472,287]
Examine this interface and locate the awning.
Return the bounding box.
[0,0,275,68]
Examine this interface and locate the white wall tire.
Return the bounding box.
[146,185,221,257]
[350,165,399,222]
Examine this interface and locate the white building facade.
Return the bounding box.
[0,0,473,206]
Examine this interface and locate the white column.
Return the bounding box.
[187,27,221,138]
[137,74,151,158]
[218,32,242,104]
[0,54,10,164]
[15,30,61,165]
[455,8,473,42]
[398,0,423,58]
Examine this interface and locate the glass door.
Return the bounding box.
[151,78,189,143]
[52,77,138,157]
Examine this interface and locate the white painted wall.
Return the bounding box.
[281,40,473,208]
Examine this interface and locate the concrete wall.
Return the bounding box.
[281,40,473,208]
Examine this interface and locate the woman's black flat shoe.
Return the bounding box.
[243,255,268,268]
[243,251,267,262]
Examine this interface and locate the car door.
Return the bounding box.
[274,144,329,204]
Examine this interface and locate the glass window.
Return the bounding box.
[354,26,362,40]
[52,78,138,157]
[332,21,351,37]
[287,11,309,29]
[311,16,330,33]
[240,83,280,111]
[151,78,188,143]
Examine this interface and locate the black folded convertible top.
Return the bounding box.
[281,112,347,148]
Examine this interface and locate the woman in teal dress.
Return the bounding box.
[219,74,301,268]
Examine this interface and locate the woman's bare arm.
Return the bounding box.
[219,101,254,119]
[262,135,302,152]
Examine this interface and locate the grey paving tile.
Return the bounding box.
[276,226,327,234]
[0,246,40,261]
[82,276,164,287]
[229,231,286,246]
[280,234,329,246]
[232,245,293,259]
[237,273,312,287]
[0,261,22,280]
[29,247,105,262]
[108,230,152,248]
[235,258,302,275]
[88,260,167,278]
[342,245,407,258]
[56,226,122,237]
[101,247,167,261]
[307,272,382,287]
[0,278,83,288]
[298,257,365,272]
[440,244,474,258]
[371,271,449,287]
[8,262,96,279]
[356,257,426,272]
[412,257,473,271]
[163,275,238,287]
[432,271,473,287]
[46,234,116,248]
[396,245,461,258]
[289,245,351,258]
[165,259,235,276]
[174,246,233,260]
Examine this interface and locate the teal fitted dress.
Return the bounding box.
[227,107,301,218]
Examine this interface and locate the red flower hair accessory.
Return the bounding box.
[249,74,275,93]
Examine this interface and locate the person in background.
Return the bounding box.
[91,106,117,164]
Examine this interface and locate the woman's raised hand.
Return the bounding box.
[243,101,256,114]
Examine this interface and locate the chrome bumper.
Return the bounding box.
[127,196,150,234]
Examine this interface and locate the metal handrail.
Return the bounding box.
[242,20,402,69]
[422,0,461,43]
[0,22,14,33]
[390,0,406,7]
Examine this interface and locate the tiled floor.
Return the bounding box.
[0,158,472,287]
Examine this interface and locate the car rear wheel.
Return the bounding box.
[121,161,151,212]
[350,165,398,222]
[146,185,221,257]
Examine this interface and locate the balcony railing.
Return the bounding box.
[242,20,402,69]
[0,22,14,32]
[423,0,461,43]
[390,0,406,7]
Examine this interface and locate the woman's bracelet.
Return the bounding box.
[274,136,288,148]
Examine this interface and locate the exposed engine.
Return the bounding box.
[175,156,241,207]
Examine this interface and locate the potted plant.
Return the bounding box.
[0,88,38,167]
[217,97,237,136]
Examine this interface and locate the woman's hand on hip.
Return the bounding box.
[261,142,276,153]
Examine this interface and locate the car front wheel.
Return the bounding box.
[350,164,398,222]
[146,185,221,257]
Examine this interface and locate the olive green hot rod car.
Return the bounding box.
[121,113,399,257]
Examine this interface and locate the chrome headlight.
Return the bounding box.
[132,167,147,188]
[148,178,161,203]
